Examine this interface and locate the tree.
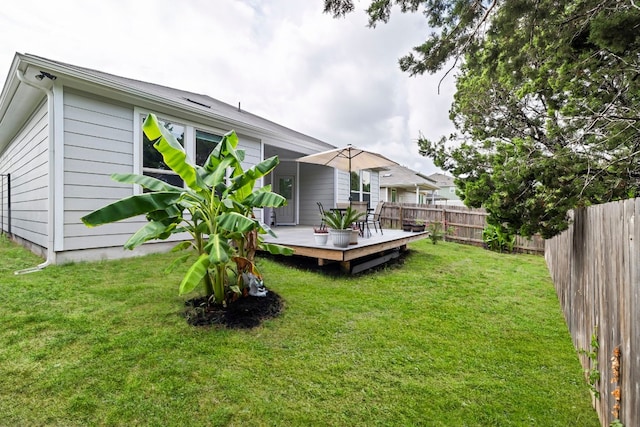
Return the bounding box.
[325,0,640,238]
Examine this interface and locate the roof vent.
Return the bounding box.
[185,98,210,108]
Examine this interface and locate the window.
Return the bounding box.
[350,170,371,202]
[391,188,397,203]
[142,117,185,187]
[195,129,222,166]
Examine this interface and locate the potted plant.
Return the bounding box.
[350,223,360,245]
[411,219,426,232]
[322,207,365,248]
[313,225,329,245]
[402,221,413,232]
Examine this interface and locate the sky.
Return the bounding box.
[0,0,457,175]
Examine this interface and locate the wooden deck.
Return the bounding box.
[262,226,429,273]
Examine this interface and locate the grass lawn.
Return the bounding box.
[0,235,599,426]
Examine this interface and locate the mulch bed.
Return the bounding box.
[184,290,284,329]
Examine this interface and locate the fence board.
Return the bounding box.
[546,199,639,427]
[380,203,544,254]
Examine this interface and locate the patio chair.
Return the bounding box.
[366,202,384,235]
[351,201,371,237]
[317,202,326,228]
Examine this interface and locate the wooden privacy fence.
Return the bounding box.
[545,199,640,427]
[380,203,545,254]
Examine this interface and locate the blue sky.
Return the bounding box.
[0,0,456,174]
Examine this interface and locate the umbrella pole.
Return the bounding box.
[348,148,352,208]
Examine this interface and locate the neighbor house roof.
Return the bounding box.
[380,164,439,191]
[0,53,336,154]
[428,172,456,188]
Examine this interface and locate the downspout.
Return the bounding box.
[14,69,56,274]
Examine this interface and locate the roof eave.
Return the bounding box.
[18,54,336,154]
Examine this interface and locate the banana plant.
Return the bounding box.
[82,113,293,304]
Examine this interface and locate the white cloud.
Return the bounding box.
[0,0,456,175]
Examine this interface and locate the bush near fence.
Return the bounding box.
[546,199,640,427]
[380,203,544,255]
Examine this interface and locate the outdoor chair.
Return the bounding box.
[317,202,326,228]
[366,202,384,235]
[351,201,371,237]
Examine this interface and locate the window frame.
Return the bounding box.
[350,169,371,202]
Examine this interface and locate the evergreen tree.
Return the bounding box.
[325,0,640,237]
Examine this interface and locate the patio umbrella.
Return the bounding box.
[296,144,398,175]
[297,144,399,204]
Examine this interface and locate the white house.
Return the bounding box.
[0,53,377,265]
[379,164,439,204]
[427,173,464,206]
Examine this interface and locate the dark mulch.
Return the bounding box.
[184,290,284,329]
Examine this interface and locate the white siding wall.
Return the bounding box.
[62,90,141,250]
[370,171,380,208]
[62,95,265,252]
[337,170,350,203]
[298,164,334,225]
[399,190,417,204]
[0,101,49,248]
[238,134,260,171]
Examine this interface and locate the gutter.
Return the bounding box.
[14,69,56,274]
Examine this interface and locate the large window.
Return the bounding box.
[350,170,371,202]
[142,118,185,187]
[195,129,222,166]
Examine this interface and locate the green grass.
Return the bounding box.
[0,234,598,426]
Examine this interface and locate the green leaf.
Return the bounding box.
[111,173,183,192]
[179,254,210,295]
[202,155,236,187]
[216,212,257,234]
[171,241,193,252]
[123,221,176,250]
[244,191,286,209]
[164,252,192,274]
[81,192,182,226]
[205,234,231,265]
[259,242,294,256]
[230,156,280,191]
[142,114,205,192]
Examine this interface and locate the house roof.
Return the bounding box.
[0,53,336,154]
[379,164,439,191]
[428,172,456,188]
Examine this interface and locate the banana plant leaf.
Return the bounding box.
[205,234,231,264]
[242,191,287,209]
[142,114,206,192]
[123,220,177,250]
[204,130,241,171]
[200,155,236,187]
[230,156,280,190]
[216,212,257,234]
[81,192,182,226]
[111,173,183,192]
[179,254,210,295]
[259,242,294,256]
